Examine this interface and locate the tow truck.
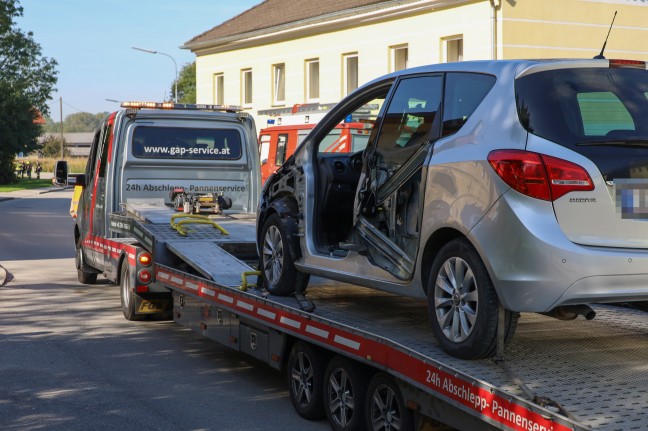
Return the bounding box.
[59,102,648,431]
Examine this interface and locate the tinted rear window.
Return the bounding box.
[132,126,242,160]
[515,67,648,179]
[516,67,648,145]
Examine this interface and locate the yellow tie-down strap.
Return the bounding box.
[170,213,229,236]
[239,271,261,291]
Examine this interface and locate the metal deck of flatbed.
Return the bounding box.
[122,204,648,431]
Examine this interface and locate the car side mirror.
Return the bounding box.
[74,173,87,188]
[53,160,69,186]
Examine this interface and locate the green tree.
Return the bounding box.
[40,134,69,158]
[171,61,196,104]
[0,0,57,184]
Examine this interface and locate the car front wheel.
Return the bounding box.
[260,213,309,296]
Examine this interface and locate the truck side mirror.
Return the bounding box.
[53,160,69,186]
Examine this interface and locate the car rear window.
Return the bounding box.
[516,67,648,145]
[515,67,648,179]
[132,126,242,160]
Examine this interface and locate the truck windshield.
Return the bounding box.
[132,126,243,160]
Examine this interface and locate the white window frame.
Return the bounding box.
[343,53,359,97]
[305,59,320,102]
[241,68,253,107]
[390,44,408,72]
[273,63,286,106]
[213,72,224,105]
[442,36,464,63]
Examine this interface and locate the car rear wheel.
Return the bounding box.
[75,239,97,284]
[260,213,309,296]
[428,238,517,359]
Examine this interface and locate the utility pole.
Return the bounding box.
[59,97,64,159]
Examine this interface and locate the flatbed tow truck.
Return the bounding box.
[64,101,647,431]
[109,202,647,431]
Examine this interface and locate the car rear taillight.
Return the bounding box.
[488,150,594,201]
[609,59,646,69]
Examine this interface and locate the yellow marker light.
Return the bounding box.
[138,251,152,267]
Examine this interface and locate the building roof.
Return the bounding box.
[184,0,403,50]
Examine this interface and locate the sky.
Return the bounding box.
[16,0,263,118]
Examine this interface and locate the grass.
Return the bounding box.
[0,178,54,192]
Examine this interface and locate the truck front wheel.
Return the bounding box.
[75,239,97,284]
[260,213,309,296]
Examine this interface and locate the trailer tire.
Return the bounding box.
[287,342,327,420]
[120,264,144,321]
[324,356,368,431]
[427,238,517,359]
[75,239,97,284]
[365,373,413,431]
[260,213,309,296]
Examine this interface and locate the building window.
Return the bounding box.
[273,63,285,105]
[343,53,358,96]
[306,59,319,101]
[213,73,224,105]
[241,68,253,107]
[390,45,408,72]
[443,36,463,63]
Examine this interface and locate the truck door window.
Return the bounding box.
[275,134,288,165]
[259,134,271,165]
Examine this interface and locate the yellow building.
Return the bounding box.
[183,0,648,126]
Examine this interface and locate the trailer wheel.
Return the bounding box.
[427,238,517,359]
[75,239,97,284]
[120,264,144,321]
[324,356,368,431]
[365,373,413,431]
[260,213,309,296]
[287,342,327,420]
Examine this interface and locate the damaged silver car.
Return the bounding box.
[257,59,648,359]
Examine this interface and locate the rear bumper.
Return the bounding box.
[471,191,648,312]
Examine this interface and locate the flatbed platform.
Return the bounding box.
[117,203,648,431]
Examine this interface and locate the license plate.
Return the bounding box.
[137,300,167,314]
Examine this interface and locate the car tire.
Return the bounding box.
[287,342,328,420]
[75,239,97,284]
[365,373,414,431]
[427,238,517,359]
[120,264,144,321]
[260,213,309,296]
[324,356,368,431]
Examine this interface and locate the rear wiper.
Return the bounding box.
[576,140,648,147]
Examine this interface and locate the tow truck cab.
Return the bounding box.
[69,102,259,317]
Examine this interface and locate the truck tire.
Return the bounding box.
[365,373,413,431]
[427,238,517,359]
[324,356,368,431]
[120,264,144,321]
[287,342,327,420]
[260,213,309,296]
[75,239,97,284]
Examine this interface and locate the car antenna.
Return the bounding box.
[594,11,617,59]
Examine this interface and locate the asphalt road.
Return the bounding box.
[0,190,330,431]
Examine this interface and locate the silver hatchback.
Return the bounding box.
[257,59,648,359]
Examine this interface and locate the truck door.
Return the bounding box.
[90,119,114,271]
